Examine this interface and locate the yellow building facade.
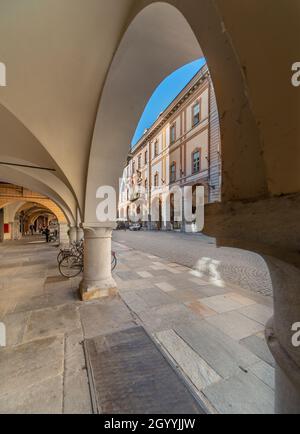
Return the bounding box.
[119,64,221,232]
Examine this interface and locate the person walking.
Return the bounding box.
[45,226,50,243]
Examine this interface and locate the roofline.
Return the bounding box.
[130,62,209,155]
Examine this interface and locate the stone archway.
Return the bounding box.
[83,1,300,413]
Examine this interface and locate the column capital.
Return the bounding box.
[82,222,117,230]
[81,222,116,239]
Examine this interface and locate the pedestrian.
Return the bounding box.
[45,226,50,243]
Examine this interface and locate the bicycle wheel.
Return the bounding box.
[59,255,83,278]
[111,252,117,271]
[57,250,64,263]
[57,248,71,264]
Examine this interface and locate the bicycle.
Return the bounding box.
[57,240,83,264]
[58,248,117,278]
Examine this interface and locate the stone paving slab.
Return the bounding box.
[1,310,30,346]
[203,370,274,414]
[205,311,264,341]
[248,360,275,390]
[135,287,174,308]
[0,375,63,414]
[23,304,81,342]
[185,301,217,318]
[80,298,136,339]
[240,334,275,367]
[137,303,202,334]
[0,336,64,397]
[174,320,260,378]
[199,293,255,314]
[155,329,221,390]
[238,303,273,326]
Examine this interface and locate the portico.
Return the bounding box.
[0,0,299,414]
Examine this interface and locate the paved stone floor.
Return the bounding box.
[113,230,274,296]
[0,235,275,414]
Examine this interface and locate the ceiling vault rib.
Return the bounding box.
[0,162,56,172]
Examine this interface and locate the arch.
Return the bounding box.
[0,186,68,224]
[0,166,76,225]
[85,0,268,224]
[85,2,204,224]
[1,197,65,223]
[0,103,79,208]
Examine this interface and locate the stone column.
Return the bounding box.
[76,226,84,242]
[181,186,186,233]
[265,257,300,414]
[68,226,77,244]
[59,222,69,246]
[79,224,117,301]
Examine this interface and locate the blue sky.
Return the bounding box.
[131,58,206,146]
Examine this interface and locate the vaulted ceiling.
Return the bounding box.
[0,0,299,225]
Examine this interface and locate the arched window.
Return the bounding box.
[154,172,159,187]
[170,162,176,183]
[192,148,201,174]
[145,150,148,165]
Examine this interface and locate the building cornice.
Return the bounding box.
[130,64,209,157]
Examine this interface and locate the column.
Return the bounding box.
[68,226,77,244]
[79,224,117,302]
[76,226,84,242]
[59,222,69,246]
[181,186,186,233]
[265,257,300,414]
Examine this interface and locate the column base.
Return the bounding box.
[266,318,300,414]
[79,277,117,302]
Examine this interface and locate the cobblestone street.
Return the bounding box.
[0,235,275,414]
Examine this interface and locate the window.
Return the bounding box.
[170,124,176,144]
[192,101,200,127]
[170,162,176,183]
[154,140,158,157]
[145,178,148,191]
[132,160,135,174]
[192,149,200,174]
[154,173,159,187]
[145,150,148,165]
[138,155,141,170]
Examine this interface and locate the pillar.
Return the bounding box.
[76,226,84,242]
[79,224,117,302]
[181,186,186,233]
[265,257,300,414]
[59,222,69,246]
[68,226,77,244]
